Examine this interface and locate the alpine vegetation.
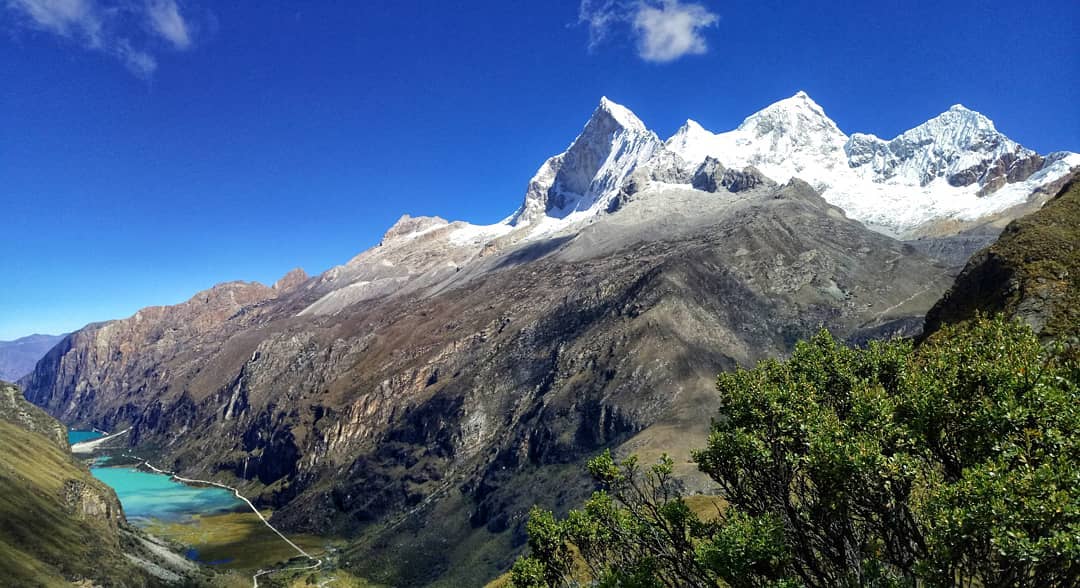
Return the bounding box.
[512,316,1080,587]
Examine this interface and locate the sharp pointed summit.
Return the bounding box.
[510,97,661,226]
[922,103,997,132]
[665,119,714,165]
[597,96,647,131]
[680,118,706,133]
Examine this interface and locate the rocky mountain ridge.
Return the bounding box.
[923,171,1080,340]
[662,92,1078,235]
[18,94,1078,586]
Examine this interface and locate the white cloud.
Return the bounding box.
[116,37,157,76]
[578,0,623,49]
[578,0,718,63]
[6,0,103,44]
[5,0,197,77]
[633,0,717,62]
[146,0,189,50]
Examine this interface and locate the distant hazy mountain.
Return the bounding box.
[0,334,64,381]
[21,94,1078,585]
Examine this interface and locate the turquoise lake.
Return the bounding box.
[89,465,247,523]
[68,431,245,524]
[68,429,106,444]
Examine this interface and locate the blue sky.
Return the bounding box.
[1,0,1077,340]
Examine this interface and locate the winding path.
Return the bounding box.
[122,454,325,587]
[872,282,939,321]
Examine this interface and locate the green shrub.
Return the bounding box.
[512,316,1080,587]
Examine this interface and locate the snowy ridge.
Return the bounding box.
[664,92,1076,234]
[299,94,1076,317]
[845,105,1034,187]
[666,91,850,189]
[510,96,662,226]
[351,94,1076,252]
[366,93,1076,250]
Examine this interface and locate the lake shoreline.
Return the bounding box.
[67,429,336,584]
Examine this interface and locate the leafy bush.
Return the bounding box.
[512,316,1080,587]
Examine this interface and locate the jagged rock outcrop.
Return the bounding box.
[691,157,777,194]
[0,379,67,449]
[273,267,309,292]
[691,156,725,192]
[723,165,773,192]
[380,214,451,243]
[692,158,773,194]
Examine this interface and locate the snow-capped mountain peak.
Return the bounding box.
[736,90,842,137]
[510,97,661,226]
[491,94,1077,239]
[658,94,1078,234]
[681,118,705,131]
[846,104,1032,190]
[664,119,712,165]
[598,95,648,131]
[666,91,850,189]
[901,104,1000,145]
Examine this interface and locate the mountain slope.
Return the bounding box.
[22,179,954,586]
[0,334,64,381]
[18,95,1077,586]
[923,171,1080,340]
[0,381,150,587]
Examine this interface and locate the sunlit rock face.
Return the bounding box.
[21,94,1078,585]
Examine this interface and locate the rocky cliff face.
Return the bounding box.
[22,178,955,586]
[22,280,287,426]
[20,95,1077,586]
